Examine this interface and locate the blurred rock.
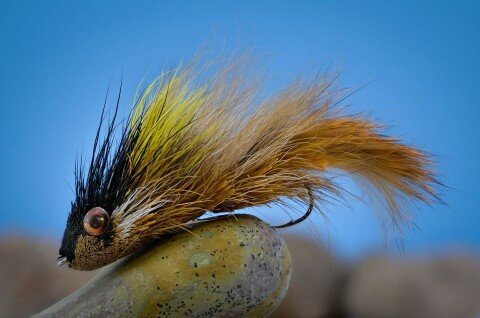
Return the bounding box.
[2,232,480,318]
[0,236,95,318]
[345,253,480,318]
[271,235,345,318]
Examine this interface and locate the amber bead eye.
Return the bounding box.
[83,207,110,236]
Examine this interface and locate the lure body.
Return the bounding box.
[59,59,438,270]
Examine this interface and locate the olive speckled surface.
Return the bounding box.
[33,215,292,318]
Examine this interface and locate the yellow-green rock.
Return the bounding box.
[33,215,292,317]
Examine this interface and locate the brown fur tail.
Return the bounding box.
[205,81,439,227]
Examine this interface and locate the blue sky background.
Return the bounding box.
[0,1,478,259]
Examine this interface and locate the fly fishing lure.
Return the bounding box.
[58,58,439,270]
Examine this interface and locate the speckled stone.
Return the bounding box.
[33,215,292,318]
